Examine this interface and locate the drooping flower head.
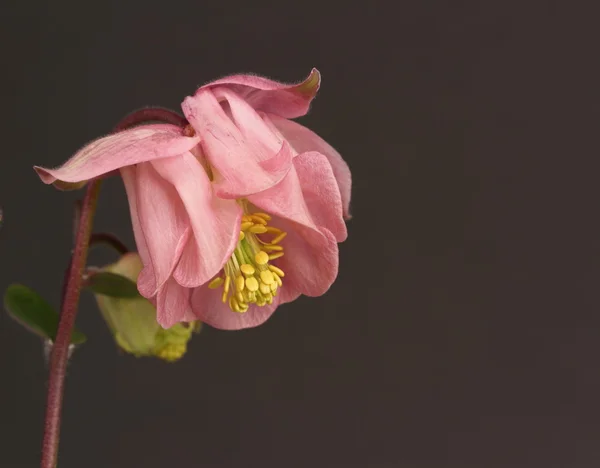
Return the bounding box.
[35,69,352,330]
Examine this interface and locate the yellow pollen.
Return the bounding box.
[245,276,259,291]
[212,208,288,313]
[268,265,285,277]
[260,270,275,285]
[249,224,267,234]
[271,232,287,244]
[229,295,245,313]
[249,215,267,225]
[208,277,224,289]
[255,251,269,265]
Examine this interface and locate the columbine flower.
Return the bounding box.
[94,253,199,361]
[35,69,351,330]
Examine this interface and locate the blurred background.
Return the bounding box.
[1,1,599,467]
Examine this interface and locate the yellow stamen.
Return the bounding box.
[211,208,287,314]
[249,224,267,234]
[268,265,285,277]
[245,276,259,292]
[253,212,272,221]
[260,270,275,285]
[208,277,224,289]
[249,215,267,225]
[255,251,269,265]
[261,244,283,252]
[229,295,244,313]
[271,232,287,245]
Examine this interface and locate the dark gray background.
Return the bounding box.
[1,1,599,467]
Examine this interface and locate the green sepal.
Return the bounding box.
[85,272,140,298]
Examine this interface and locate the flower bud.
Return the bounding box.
[94,253,200,362]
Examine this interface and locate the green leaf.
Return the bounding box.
[4,284,87,344]
[85,272,140,298]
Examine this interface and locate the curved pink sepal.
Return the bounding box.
[34,124,200,186]
[192,68,321,119]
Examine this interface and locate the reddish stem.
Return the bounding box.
[89,233,129,255]
[113,107,187,129]
[40,180,101,468]
[40,107,186,468]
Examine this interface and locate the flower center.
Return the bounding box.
[207,210,286,313]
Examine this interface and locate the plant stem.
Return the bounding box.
[40,107,187,468]
[113,107,187,129]
[40,180,101,468]
[89,233,129,255]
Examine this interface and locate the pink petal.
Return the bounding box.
[293,152,347,242]
[151,153,242,288]
[247,152,347,242]
[190,284,281,330]
[34,124,200,186]
[134,162,191,297]
[120,166,153,290]
[196,68,321,119]
[156,277,192,328]
[181,89,294,198]
[268,114,352,219]
[270,218,339,297]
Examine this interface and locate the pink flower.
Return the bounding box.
[35,69,351,330]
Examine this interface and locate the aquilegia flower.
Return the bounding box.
[35,69,351,329]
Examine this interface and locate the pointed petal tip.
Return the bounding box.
[296,68,321,97]
[33,165,54,184]
[33,166,88,191]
